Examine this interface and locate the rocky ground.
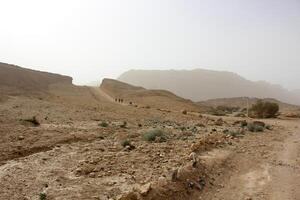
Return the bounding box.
[0,85,299,200]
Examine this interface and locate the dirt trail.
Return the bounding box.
[202,119,300,200]
[89,87,126,105]
[88,87,114,102]
[268,120,300,200]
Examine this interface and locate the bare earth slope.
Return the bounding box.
[100,78,206,112]
[118,69,300,105]
[0,62,72,93]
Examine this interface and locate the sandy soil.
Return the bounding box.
[200,119,300,200]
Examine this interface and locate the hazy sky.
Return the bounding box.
[0,0,299,89]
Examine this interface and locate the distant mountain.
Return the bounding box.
[293,89,300,99]
[0,62,72,92]
[118,69,300,105]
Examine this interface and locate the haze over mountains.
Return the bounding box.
[1,62,299,107]
[118,69,300,105]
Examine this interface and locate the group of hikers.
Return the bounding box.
[115,98,124,103]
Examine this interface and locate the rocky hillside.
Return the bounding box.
[118,69,300,105]
[0,62,72,92]
[100,78,207,112]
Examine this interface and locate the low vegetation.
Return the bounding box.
[39,193,47,200]
[216,106,240,113]
[209,109,226,116]
[249,100,279,118]
[143,129,166,142]
[121,139,131,147]
[121,139,135,150]
[99,122,109,127]
[247,122,264,132]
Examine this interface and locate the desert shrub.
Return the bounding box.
[143,129,166,142]
[234,120,248,127]
[247,123,264,132]
[250,100,279,118]
[39,193,47,200]
[182,110,187,115]
[216,106,240,113]
[120,139,135,150]
[209,109,226,116]
[241,120,248,127]
[121,139,131,147]
[99,122,108,127]
[180,126,186,131]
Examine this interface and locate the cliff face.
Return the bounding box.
[118,69,300,105]
[0,62,73,91]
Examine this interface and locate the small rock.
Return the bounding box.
[18,136,24,140]
[139,183,151,195]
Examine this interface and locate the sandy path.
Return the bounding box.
[201,119,300,200]
[268,121,300,200]
[87,87,115,103]
[89,86,128,106]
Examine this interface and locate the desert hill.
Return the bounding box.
[0,62,72,94]
[118,69,300,105]
[100,78,207,112]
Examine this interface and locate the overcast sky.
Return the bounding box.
[0,0,299,89]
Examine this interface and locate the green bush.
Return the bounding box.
[247,123,264,132]
[143,129,166,142]
[209,109,226,116]
[216,106,240,113]
[240,120,248,127]
[250,100,279,118]
[39,193,47,200]
[121,139,135,150]
[121,139,131,147]
[99,122,108,127]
